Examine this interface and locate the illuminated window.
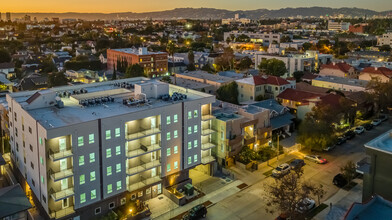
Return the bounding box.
[194,140,198,148]
[167,164,171,172]
[194,125,198,133]
[78,136,84,147]
[91,189,97,199]
[107,184,113,194]
[80,175,85,185]
[116,146,121,155]
[174,161,178,169]
[167,116,171,125]
[188,141,192,149]
[116,163,121,173]
[107,166,112,176]
[79,156,84,166]
[106,149,112,158]
[188,126,192,134]
[167,148,171,156]
[166,132,171,140]
[89,153,95,163]
[117,181,122,190]
[188,156,192,164]
[89,134,94,144]
[174,114,178,123]
[188,111,192,119]
[106,130,111,140]
[174,146,178,154]
[194,110,198,118]
[174,130,178,138]
[115,128,121,137]
[80,193,86,203]
[90,171,96,181]
[194,154,198,162]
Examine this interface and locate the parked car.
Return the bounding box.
[323,144,336,152]
[371,119,382,126]
[304,155,327,164]
[275,213,290,220]
[333,173,348,188]
[354,126,365,134]
[336,136,346,145]
[379,114,389,122]
[344,131,356,140]
[296,198,316,213]
[363,123,373,131]
[182,204,207,220]
[289,159,305,170]
[272,163,291,177]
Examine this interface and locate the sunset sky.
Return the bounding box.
[2,0,392,13]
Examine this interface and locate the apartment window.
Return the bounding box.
[194,140,198,148]
[107,184,113,194]
[166,116,171,125]
[115,128,120,137]
[29,144,33,152]
[107,166,112,176]
[188,111,192,119]
[89,134,94,144]
[95,207,101,215]
[91,189,97,200]
[89,153,95,163]
[194,125,198,133]
[174,146,178,154]
[80,193,86,204]
[41,176,44,184]
[167,164,171,172]
[116,163,121,173]
[28,127,32,134]
[117,181,122,190]
[174,130,178,138]
[30,161,34,169]
[106,148,112,158]
[31,179,35,187]
[90,171,96,181]
[40,156,43,165]
[188,126,192,134]
[194,110,198,118]
[15,128,18,137]
[174,114,178,123]
[166,132,171,141]
[80,175,85,185]
[14,112,17,121]
[106,130,111,140]
[79,156,85,166]
[78,136,84,147]
[174,161,178,169]
[116,146,121,155]
[188,156,192,165]
[167,148,171,156]
[194,154,198,162]
[188,141,192,149]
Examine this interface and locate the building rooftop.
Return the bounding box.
[111,48,166,56]
[0,184,32,218]
[313,75,368,88]
[177,71,235,84]
[365,129,392,155]
[9,78,213,129]
[345,195,392,220]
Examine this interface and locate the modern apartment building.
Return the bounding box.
[107,47,168,77]
[377,32,392,47]
[224,31,281,46]
[6,77,215,219]
[254,54,316,76]
[328,21,350,31]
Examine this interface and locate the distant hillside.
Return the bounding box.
[9,7,392,21]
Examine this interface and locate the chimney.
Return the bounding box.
[332,62,336,66]
[375,67,378,71]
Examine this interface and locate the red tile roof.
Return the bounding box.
[252,75,290,86]
[277,88,321,102]
[320,62,353,73]
[361,67,392,78]
[302,73,318,80]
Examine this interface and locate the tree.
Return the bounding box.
[214,47,235,71]
[366,78,392,112]
[0,48,11,63]
[236,56,252,70]
[187,50,196,71]
[216,82,239,104]
[112,68,117,80]
[125,64,144,78]
[167,41,176,73]
[302,42,313,51]
[293,71,304,82]
[258,58,287,77]
[340,161,357,184]
[379,45,391,52]
[48,72,68,88]
[161,76,171,84]
[280,35,292,43]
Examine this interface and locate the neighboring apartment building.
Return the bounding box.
[254,54,315,76]
[363,129,392,202]
[319,62,357,78]
[359,67,392,82]
[377,32,392,47]
[107,47,168,77]
[224,31,281,46]
[312,75,368,92]
[7,77,215,219]
[175,71,236,93]
[328,21,350,31]
[236,75,295,104]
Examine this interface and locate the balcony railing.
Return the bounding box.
[49,168,73,182]
[126,159,161,176]
[244,136,256,146]
[202,128,216,136]
[201,156,215,164]
[50,206,75,219]
[50,187,74,202]
[49,148,73,162]
[127,176,161,192]
[126,127,161,141]
[202,115,215,121]
[127,144,161,159]
[201,142,216,151]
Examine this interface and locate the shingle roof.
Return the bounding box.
[277,88,320,102]
[361,67,392,78]
[252,75,290,86]
[0,184,32,218]
[321,62,353,73]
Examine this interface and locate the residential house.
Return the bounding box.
[0,184,32,220]
[359,67,392,82]
[0,62,15,79]
[312,75,368,92]
[319,62,357,78]
[175,71,235,93]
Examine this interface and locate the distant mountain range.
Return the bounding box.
[8,7,392,21]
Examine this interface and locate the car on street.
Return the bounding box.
[354,126,365,134]
[323,144,336,152]
[272,163,291,177]
[379,114,389,122]
[344,131,356,140]
[363,123,373,131]
[333,173,348,188]
[182,204,207,220]
[289,159,305,170]
[296,198,316,213]
[304,155,327,164]
[371,119,382,126]
[336,136,346,145]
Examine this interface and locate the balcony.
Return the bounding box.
[244,136,256,146]
[202,115,215,121]
[127,144,161,159]
[126,127,161,141]
[201,142,216,151]
[127,159,161,176]
[50,187,74,202]
[201,156,215,164]
[127,176,161,192]
[202,128,216,136]
[50,206,75,219]
[228,135,243,146]
[49,168,73,182]
[49,148,73,162]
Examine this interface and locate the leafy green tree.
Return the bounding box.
[379,45,391,52]
[236,56,252,70]
[0,48,11,63]
[280,35,292,43]
[215,47,235,71]
[125,64,144,78]
[340,161,357,185]
[258,58,287,77]
[161,76,172,84]
[167,41,176,73]
[48,72,69,88]
[216,81,239,104]
[293,71,304,82]
[187,50,196,71]
[366,78,392,112]
[112,68,117,80]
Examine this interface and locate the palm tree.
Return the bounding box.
[166,41,176,84]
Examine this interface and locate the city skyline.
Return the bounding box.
[2,0,392,13]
